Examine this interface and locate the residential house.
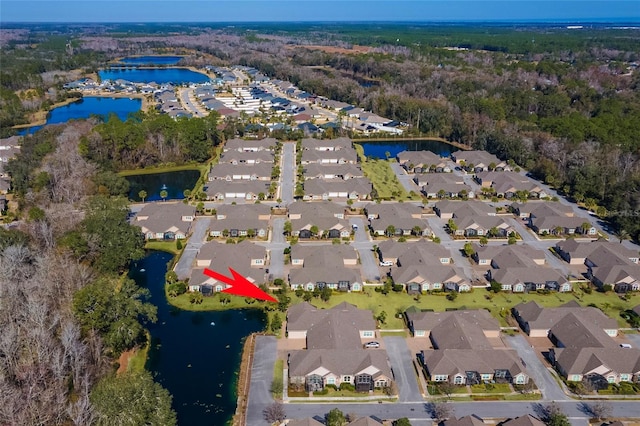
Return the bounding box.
[302,178,372,201]
[204,180,271,201]
[301,147,358,165]
[303,163,364,180]
[288,201,351,239]
[302,137,352,152]
[218,150,274,165]
[416,174,474,199]
[410,310,529,385]
[585,244,640,292]
[529,214,596,236]
[189,240,268,293]
[208,204,271,238]
[364,202,431,237]
[472,244,546,267]
[500,415,546,426]
[510,201,574,220]
[434,200,496,219]
[444,416,487,426]
[223,137,276,152]
[377,239,452,267]
[555,239,639,265]
[135,202,195,240]
[208,163,273,181]
[288,245,362,291]
[451,150,511,172]
[396,150,450,173]
[451,215,514,238]
[475,171,547,199]
[287,302,393,392]
[512,301,619,338]
[287,419,324,426]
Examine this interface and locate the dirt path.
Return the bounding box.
[116,348,136,375]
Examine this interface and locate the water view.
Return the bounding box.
[99,68,211,84]
[357,138,460,159]
[119,55,184,65]
[126,169,201,202]
[17,97,141,135]
[130,251,266,425]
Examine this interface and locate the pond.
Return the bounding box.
[17,97,141,135]
[119,55,184,65]
[129,251,266,426]
[125,169,201,202]
[99,68,211,84]
[356,138,460,159]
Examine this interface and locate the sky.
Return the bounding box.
[1,0,639,23]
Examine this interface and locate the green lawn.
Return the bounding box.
[354,144,420,201]
[145,240,183,255]
[272,359,284,399]
[127,337,150,373]
[470,383,512,394]
[166,285,639,331]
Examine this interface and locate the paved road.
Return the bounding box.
[174,217,211,280]
[267,218,288,279]
[280,142,296,205]
[626,333,640,348]
[246,335,277,426]
[390,162,421,195]
[282,401,640,424]
[505,335,567,402]
[349,217,380,282]
[179,87,206,118]
[384,337,423,403]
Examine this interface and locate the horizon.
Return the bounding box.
[2,1,639,24]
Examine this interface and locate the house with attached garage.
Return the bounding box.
[288,201,351,239]
[288,245,362,291]
[204,180,271,201]
[482,245,572,292]
[301,147,358,165]
[302,177,372,201]
[207,162,273,181]
[450,215,514,238]
[208,204,271,238]
[223,137,277,152]
[382,240,470,293]
[510,201,574,220]
[555,238,639,265]
[409,309,529,385]
[451,150,511,172]
[218,149,274,165]
[135,202,195,240]
[301,137,353,152]
[434,200,496,219]
[584,244,640,292]
[475,171,548,199]
[303,163,364,180]
[396,150,450,173]
[188,240,268,293]
[545,310,640,385]
[364,202,431,237]
[416,173,474,199]
[511,300,619,338]
[286,302,393,392]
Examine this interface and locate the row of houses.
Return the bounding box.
[513,301,640,385]
[299,138,373,201]
[0,136,20,197]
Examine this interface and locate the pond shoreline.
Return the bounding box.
[353,136,471,151]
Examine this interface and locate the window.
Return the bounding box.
[416,331,426,337]
[433,283,441,289]
[440,258,449,263]
[363,331,374,337]
[433,375,447,382]
[571,375,581,381]
[254,259,264,265]
[327,377,335,385]
[481,374,491,380]
[454,376,464,385]
[620,374,629,382]
[607,375,616,383]
[342,376,351,382]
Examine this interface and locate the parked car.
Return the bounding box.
[379,261,394,267]
[364,341,380,349]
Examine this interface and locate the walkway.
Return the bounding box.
[349,217,380,282]
[384,336,424,403]
[280,142,296,205]
[390,162,420,194]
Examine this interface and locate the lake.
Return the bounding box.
[129,251,266,426]
[17,97,141,135]
[120,55,184,65]
[99,68,211,84]
[356,139,460,159]
[126,169,201,202]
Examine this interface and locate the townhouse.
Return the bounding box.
[396,150,450,173]
[364,202,432,237]
[134,202,195,240]
[208,204,271,238]
[288,245,362,291]
[451,150,511,172]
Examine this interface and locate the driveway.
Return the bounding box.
[384,336,424,403]
[246,335,277,426]
[349,217,380,282]
[390,162,420,194]
[266,218,287,279]
[505,334,567,401]
[280,142,295,205]
[426,217,452,242]
[174,217,210,280]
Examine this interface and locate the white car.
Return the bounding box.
[379,261,394,267]
[364,341,380,349]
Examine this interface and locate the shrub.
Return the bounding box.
[339,383,355,392]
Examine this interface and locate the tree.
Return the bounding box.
[326,408,347,426]
[320,286,332,302]
[385,225,396,237]
[270,379,284,398]
[263,402,286,425]
[584,401,612,421]
[541,402,570,426]
[447,219,458,234]
[310,225,319,237]
[90,371,176,426]
[394,417,412,426]
[479,236,488,246]
[490,280,502,293]
[283,220,292,236]
[412,225,422,236]
[271,313,283,333]
[376,311,387,325]
[160,189,168,201]
[428,401,454,421]
[463,242,474,257]
[183,189,191,199]
[437,382,457,400]
[138,190,147,202]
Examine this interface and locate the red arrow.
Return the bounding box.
[203,267,277,302]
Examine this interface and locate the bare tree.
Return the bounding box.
[581,401,613,421]
[263,402,286,425]
[426,401,454,422]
